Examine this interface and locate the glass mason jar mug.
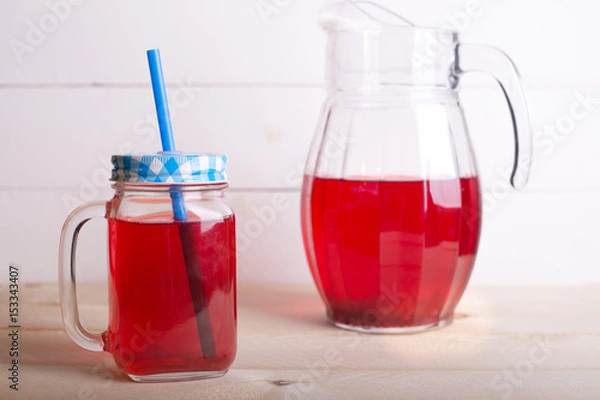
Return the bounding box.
[59,153,237,382]
[301,2,532,333]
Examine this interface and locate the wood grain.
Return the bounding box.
[0,283,599,399]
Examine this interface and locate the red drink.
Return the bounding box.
[302,176,481,331]
[105,216,236,378]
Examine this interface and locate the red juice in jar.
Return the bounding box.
[106,215,236,377]
[302,176,481,331]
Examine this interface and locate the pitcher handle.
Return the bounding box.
[455,44,532,189]
[58,201,108,352]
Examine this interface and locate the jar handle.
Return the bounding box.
[58,201,108,352]
[455,44,532,189]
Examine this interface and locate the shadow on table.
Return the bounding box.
[237,283,335,331]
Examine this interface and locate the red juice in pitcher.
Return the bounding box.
[302,176,481,331]
[105,216,237,377]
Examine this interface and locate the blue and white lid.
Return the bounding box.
[110,152,228,184]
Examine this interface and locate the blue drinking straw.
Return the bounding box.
[146,49,216,357]
[146,49,187,222]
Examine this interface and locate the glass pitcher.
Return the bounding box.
[301,1,532,333]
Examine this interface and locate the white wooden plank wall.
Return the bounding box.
[1,0,599,284]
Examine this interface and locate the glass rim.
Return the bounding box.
[111,181,229,191]
[327,25,458,38]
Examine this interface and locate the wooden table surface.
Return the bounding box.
[1,283,599,399]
